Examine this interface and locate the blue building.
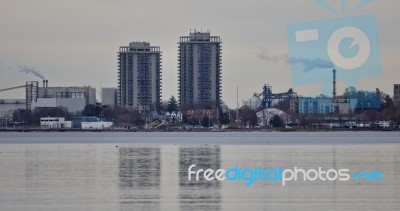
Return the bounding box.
[298,97,333,114]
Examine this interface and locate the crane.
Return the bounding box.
[0,85,29,93]
[0,81,39,110]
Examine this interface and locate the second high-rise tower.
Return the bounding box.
[178,31,222,109]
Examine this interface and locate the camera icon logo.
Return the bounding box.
[328,26,370,70]
[287,15,382,94]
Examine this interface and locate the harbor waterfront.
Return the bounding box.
[0,132,399,210]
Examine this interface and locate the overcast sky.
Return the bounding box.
[0,0,398,107]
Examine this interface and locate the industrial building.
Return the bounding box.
[329,69,359,114]
[243,85,298,111]
[297,97,333,114]
[178,31,222,109]
[290,97,334,114]
[291,96,359,114]
[118,42,162,111]
[102,87,117,107]
[241,70,379,115]
[289,70,380,115]
[0,99,26,118]
[0,81,38,112]
[0,80,96,114]
[243,95,263,110]
[394,84,400,106]
[290,94,381,115]
[31,80,96,113]
[332,97,358,114]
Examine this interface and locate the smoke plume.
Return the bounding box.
[256,48,288,63]
[256,48,334,72]
[19,65,45,79]
[289,57,334,72]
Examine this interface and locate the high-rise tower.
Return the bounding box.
[118,42,162,110]
[178,31,222,109]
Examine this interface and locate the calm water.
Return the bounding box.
[0,132,399,210]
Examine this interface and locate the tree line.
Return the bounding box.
[7,88,400,129]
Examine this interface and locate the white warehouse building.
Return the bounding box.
[40,117,72,128]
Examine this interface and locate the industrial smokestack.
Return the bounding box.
[43,79,49,98]
[333,69,336,101]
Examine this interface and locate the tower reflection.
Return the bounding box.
[119,147,161,210]
[179,147,221,211]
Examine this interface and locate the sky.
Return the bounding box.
[0,0,399,108]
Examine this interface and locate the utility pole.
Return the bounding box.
[217,106,220,128]
[236,85,239,127]
[209,115,211,128]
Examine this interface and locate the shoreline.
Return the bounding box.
[0,128,398,133]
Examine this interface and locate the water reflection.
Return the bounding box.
[115,144,400,210]
[118,146,222,210]
[179,147,221,211]
[0,139,399,210]
[219,145,400,210]
[119,147,161,210]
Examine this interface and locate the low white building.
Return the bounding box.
[81,121,113,129]
[40,117,72,128]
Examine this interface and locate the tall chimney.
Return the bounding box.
[332,69,336,101]
[43,79,46,88]
[44,79,49,98]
